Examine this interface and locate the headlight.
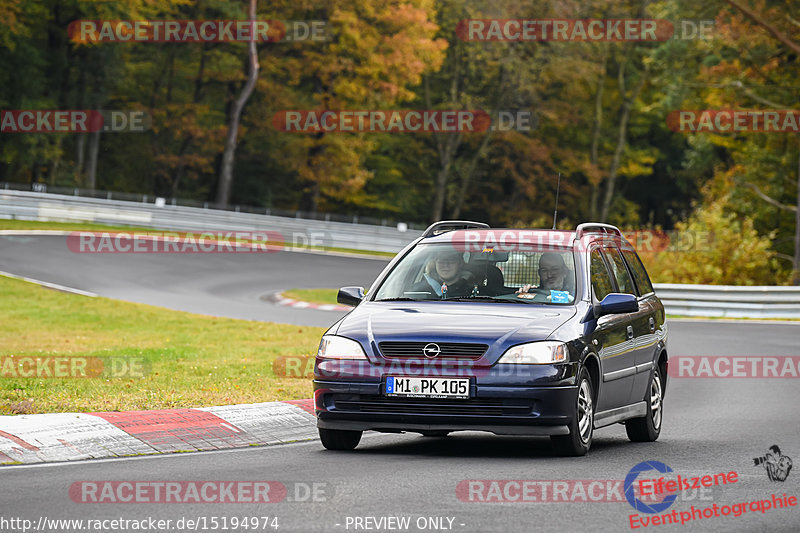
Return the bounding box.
[497,341,568,364]
[317,335,367,360]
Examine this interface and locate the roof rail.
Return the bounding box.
[575,223,622,240]
[421,220,490,238]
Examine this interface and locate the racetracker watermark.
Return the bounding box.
[272,110,534,133]
[450,229,714,253]
[68,20,327,43]
[667,356,800,378]
[67,231,284,253]
[667,110,800,133]
[69,481,329,503]
[456,479,713,503]
[278,356,574,380]
[1,110,150,133]
[456,19,713,41]
[0,356,148,378]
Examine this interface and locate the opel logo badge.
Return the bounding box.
[423,343,441,358]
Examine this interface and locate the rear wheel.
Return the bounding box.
[551,367,594,456]
[319,428,362,450]
[626,367,663,442]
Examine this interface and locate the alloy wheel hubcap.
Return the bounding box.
[651,370,662,429]
[577,380,593,443]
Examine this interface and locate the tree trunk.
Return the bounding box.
[599,66,648,222]
[452,130,492,218]
[86,126,101,190]
[215,0,260,207]
[589,48,608,220]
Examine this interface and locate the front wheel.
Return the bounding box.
[319,428,362,450]
[626,367,663,442]
[551,367,594,456]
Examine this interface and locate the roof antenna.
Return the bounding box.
[552,172,561,230]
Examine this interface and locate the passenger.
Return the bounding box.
[412,250,475,298]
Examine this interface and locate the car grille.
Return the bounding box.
[332,395,532,417]
[378,342,488,360]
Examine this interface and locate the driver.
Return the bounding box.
[412,249,475,298]
[517,252,573,294]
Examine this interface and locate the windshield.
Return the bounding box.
[373,243,576,304]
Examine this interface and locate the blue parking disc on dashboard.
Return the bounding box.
[550,290,570,303]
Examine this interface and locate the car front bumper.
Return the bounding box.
[313,378,577,436]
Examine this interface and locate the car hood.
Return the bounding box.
[333,301,577,363]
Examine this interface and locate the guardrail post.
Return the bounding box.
[203,201,208,209]
[74,188,78,196]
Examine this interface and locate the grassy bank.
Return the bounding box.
[0,275,325,414]
[281,288,340,306]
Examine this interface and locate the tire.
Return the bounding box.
[626,367,663,442]
[551,367,594,456]
[319,428,362,450]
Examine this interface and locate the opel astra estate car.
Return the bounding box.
[313,221,667,456]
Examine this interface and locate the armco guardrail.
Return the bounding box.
[0,189,420,253]
[653,283,800,319]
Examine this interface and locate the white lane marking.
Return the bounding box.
[0,270,97,297]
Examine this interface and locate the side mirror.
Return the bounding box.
[598,293,638,316]
[337,286,365,307]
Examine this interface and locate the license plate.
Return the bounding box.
[385,376,469,399]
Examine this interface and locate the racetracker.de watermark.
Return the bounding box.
[0,356,148,378]
[1,110,150,133]
[68,20,328,43]
[456,19,714,41]
[67,231,284,253]
[449,229,714,253]
[272,110,534,133]
[668,356,800,378]
[69,481,329,503]
[456,479,714,503]
[667,110,800,133]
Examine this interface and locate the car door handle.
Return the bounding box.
[627,325,634,340]
[649,317,655,331]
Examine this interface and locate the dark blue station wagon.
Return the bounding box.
[313,221,668,456]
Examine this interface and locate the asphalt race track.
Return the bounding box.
[1,233,799,532]
[0,234,388,327]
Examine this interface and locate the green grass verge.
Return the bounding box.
[282,288,340,306]
[0,219,396,257]
[0,275,325,414]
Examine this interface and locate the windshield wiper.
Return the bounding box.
[374,297,422,302]
[446,296,530,304]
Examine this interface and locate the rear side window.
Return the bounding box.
[589,249,613,301]
[604,247,636,295]
[622,249,655,295]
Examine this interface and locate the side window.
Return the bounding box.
[604,247,636,295]
[622,249,655,295]
[590,249,614,301]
